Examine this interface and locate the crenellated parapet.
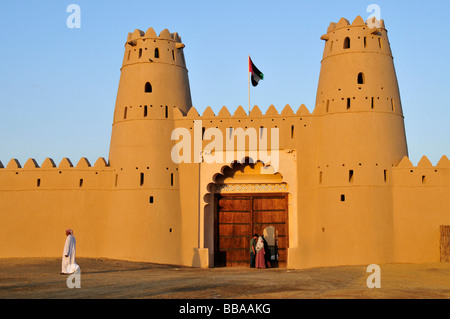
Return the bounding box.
[171,104,314,150]
[320,16,391,58]
[122,28,187,69]
[393,155,450,187]
[173,104,312,120]
[0,157,110,170]
[0,157,114,191]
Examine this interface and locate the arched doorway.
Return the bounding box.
[212,161,289,268]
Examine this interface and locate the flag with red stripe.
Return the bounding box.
[249,56,264,87]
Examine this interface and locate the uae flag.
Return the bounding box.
[249,56,264,87]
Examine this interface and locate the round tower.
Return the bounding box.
[105,28,192,265]
[315,16,408,166]
[311,16,408,267]
[109,27,192,170]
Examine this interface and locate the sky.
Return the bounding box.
[0,0,448,166]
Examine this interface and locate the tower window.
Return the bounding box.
[154,48,159,58]
[37,179,41,187]
[357,73,365,84]
[140,173,144,186]
[341,194,346,202]
[364,37,367,48]
[344,37,350,49]
[79,179,83,187]
[347,98,351,110]
[124,107,128,120]
[144,105,148,117]
[378,38,382,49]
[139,48,142,58]
[145,82,152,93]
[172,50,175,61]
[349,170,354,183]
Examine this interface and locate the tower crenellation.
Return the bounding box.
[124,28,186,70]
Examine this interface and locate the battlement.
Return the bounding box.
[319,16,392,62]
[0,157,110,170]
[173,104,312,119]
[126,28,183,45]
[393,155,450,187]
[324,16,385,34]
[0,157,114,191]
[396,155,450,170]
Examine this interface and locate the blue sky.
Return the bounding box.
[0,0,448,166]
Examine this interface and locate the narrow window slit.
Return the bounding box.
[358,72,365,84]
[145,82,152,93]
[140,173,144,186]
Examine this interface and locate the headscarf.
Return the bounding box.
[66,229,73,235]
[255,236,264,252]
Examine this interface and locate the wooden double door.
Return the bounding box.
[214,193,288,268]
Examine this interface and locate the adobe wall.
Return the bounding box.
[0,157,113,258]
[392,156,450,263]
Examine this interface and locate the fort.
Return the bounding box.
[0,16,449,269]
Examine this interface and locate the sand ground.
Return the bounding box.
[0,258,449,299]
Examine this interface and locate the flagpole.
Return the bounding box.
[248,56,251,114]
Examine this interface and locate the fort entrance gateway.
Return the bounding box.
[214,193,288,268]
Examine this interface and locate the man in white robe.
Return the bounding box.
[61,229,79,275]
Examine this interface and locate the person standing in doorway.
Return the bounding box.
[255,236,266,269]
[262,235,271,268]
[249,234,258,268]
[61,229,79,275]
